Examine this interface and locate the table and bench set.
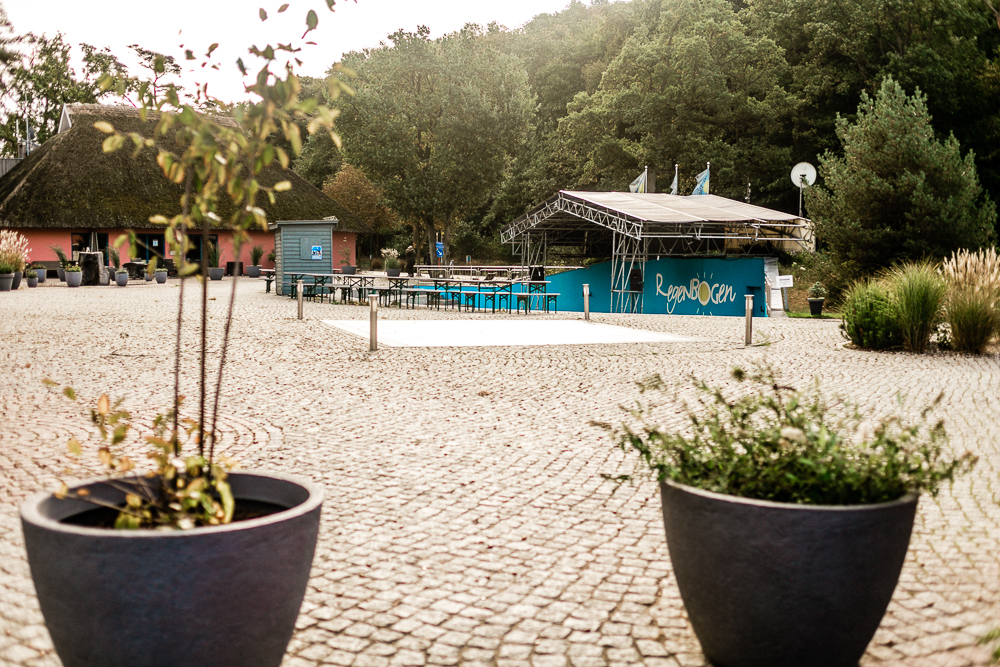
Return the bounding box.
[277,271,559,314]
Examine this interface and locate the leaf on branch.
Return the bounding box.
[303,9,318,38]
[63,387,77,401]
[93,121,114,134]
[54,483,69,499]
[98,394,110,416]
[278,3,289,11]
[325,0,336,9]
[273,180,292,192]
[237,58,247,76]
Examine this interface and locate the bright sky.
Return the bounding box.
[6,0,575,102]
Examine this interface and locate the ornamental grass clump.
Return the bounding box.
[595,366,975,505]
[0,230,30,272]
[888,261,947,353]
[840,279,903,350]
[941,248,1000,354]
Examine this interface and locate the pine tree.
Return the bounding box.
[807,77,996,276]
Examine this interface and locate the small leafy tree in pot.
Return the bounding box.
[596,366,975,667]
[247,244,265,278]
[18,4,345,665]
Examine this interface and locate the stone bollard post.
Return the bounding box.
[297,280,304,321]
[583,283,590,321]
[369,295,378,351]
[745,294,753,346]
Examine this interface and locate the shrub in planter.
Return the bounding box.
[840,279,903,350]
[64,265,83,287]
[51,244,70,281]
[596,367,975,667]
[115,268,129,287]
[247,244,264,278]
[26,269,38,287]
[807,281,827,316]
[155,268,168,284]
[887,261,947,353]
[0,260,14,291]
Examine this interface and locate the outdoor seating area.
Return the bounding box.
[281,271,561,314]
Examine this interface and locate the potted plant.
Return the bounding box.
[19,11,342,666]
[596,366,974,667]
[51,244,70,281]
[247,245,264,278]
[207,242,224,281]
[26,269,38,288]
[32,262,47,283]
[1,229,30,290]
[339,244,355,275]
[154,266,168,284]
[0,260,13,291]
[807,281,827,316]
[115,267,129,287]
[64,265,83,287]
[382,248,401,277]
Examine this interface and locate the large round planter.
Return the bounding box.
[386,268,401,277]
[20,471,323,667]
[27,276,38,288]
[155,270,168,284]
[209,267,225,281]
[246,265,262,278]
[65,271,83,288]
[659,480,917,667]
[36,268,46,283]
[808,297,825,316]
[0,273,12,291]
[57,268,65,282]
[340,265,356,275]
[12,270,22,290]
[115,272,129,287]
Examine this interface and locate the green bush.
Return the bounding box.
[595,366,976,505]
[840,280,903,350]
[888,262,947,353]
[946,288,1000,354]
[370,257,384,270]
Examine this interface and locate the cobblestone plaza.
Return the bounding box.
[1,279,998,667]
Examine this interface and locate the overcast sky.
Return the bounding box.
[6,0,576,102]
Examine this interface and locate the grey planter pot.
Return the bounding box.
[209,267,225,281]
[12,270,22,290]
[65,271,83,287]
[659,480,917,667]
[155,270,168,284]
[27,276,38,288]
[36,268,46,283]
[0,273,12,291]
[20,471,323,667]
[340,265,356,275]
[115,272,129,287]
[57,268,65,282]
[808,297,825,316]
[386,268,401,277]
[246,265,262,278]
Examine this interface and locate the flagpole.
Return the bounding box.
[644,165,648,193]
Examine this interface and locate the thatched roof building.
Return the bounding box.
[0,104,367,233]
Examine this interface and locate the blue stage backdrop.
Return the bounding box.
[546,258,767,316]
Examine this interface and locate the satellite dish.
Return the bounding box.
[790,162,816,187]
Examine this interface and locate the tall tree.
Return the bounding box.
[558,0,795,204]
[807,77,996,276]
[336,24,535,262]
[322,163,398,236]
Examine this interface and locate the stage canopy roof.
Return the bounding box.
[501,190,812,256]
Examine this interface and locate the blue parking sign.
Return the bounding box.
[435,242,444,258]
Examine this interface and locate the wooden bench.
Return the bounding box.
[264,274,276,293]
[401,288,441,310]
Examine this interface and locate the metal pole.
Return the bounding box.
[369,295,378,351]
[745,294,753,346]
[297,280,304,320]
[583,283,590,321]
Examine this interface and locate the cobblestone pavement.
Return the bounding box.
[1,279,998,667]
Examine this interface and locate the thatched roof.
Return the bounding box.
[0,104,368,233]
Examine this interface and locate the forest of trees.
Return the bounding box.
[3,0,1000,272]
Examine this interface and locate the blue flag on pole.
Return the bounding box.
[629,170,647,193]
[691,167,710,195]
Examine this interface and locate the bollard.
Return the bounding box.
[297,280,304,320]
[583,283,590,321]
[369,295,378,351]
[744,294,753,346]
